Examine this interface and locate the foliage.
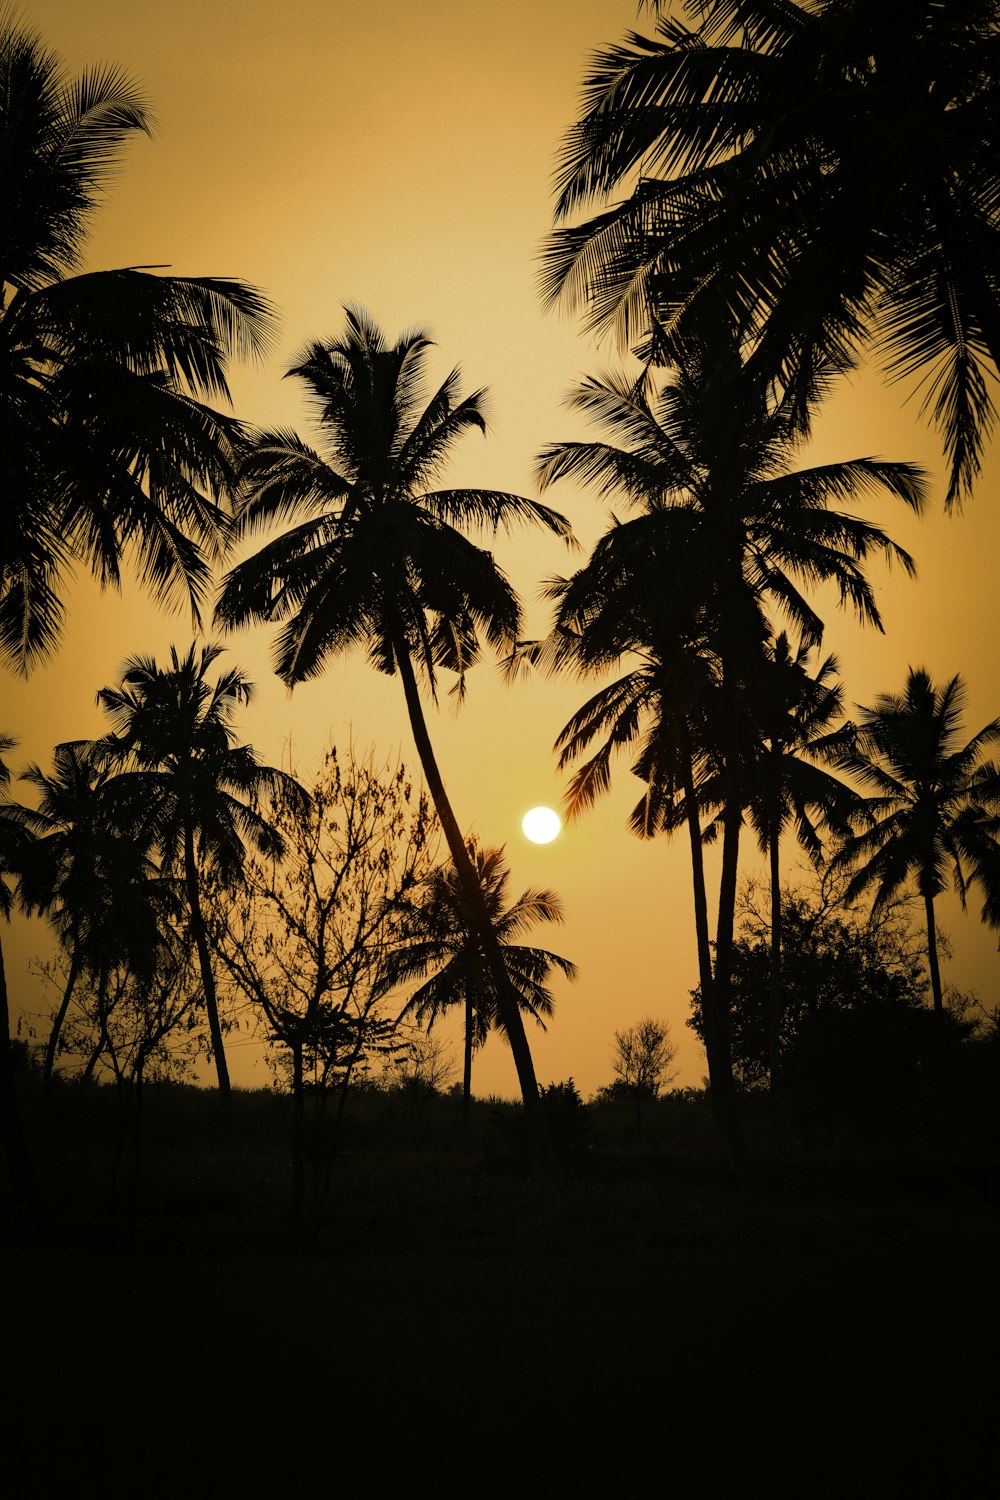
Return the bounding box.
[215,744,436,1101]
[609,1017,678,1099]
[0,15,273,671]
[35,939,200,1088]
[544,0,1000,504]
[688,875,939,1093]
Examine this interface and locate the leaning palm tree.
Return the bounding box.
[215,307,572,1167]
[381,841,576,1147]
[1,15,274,672]
[533,341,924,1140]
[832,668,1000,1022]
[91,643,304,1099]
[543,0,1000,505]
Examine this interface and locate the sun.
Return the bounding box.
[521,806,562,844]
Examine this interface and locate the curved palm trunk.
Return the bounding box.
[768,819,783,1089]
[0,933,36,1203]
[924,892,944,1023]
[183,817,231,1101]
[42,937,83,1091]
[395,646,556,1175]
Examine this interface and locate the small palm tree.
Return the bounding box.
[20,741,169,1088]
[215,307,572,1167]
[92,642,304,1099]
[1,16,273,672]
[382,841,576,1147]
[833,668,1000,1021]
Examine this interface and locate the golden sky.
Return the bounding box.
[6,0,1000,1095]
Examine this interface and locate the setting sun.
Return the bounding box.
[521,806,562,844]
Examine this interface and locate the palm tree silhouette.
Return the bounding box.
[833,668,1000,1022]
[92,643,302,1100]
[738,634,858,1083]
[0,16,273,672]
[0,734,41,1199]
[382,840,576,1147]
[20,742,166,1090]
[533,342,923,1143]
[215,307,572,1165]
[543,0,1000,504]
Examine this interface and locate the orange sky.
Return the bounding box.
[6,0,999,1096]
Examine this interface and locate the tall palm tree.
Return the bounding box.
[92,642,303,1099]
[0,734,41,1200]
[543,0,1000,505]
[1,15,274,672]
[214,307,572,1166]
[739,633,858,1083]
[833,668,1000,1021]
[382,841,576,1147]
[533,342,924,1141]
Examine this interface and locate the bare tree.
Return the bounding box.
[213,744,436,1225]
[610,1017,678,1139]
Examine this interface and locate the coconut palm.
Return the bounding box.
[214,306,572,1166]
[738,633,858,1083]
[832,668,1000,1021]
[0,734,42,1199]
[544,0,1000,505]
[533,339,924,1142]
[19,741,168,1089]
[0,15,273,672]
[92,642,304,1099]
[382,841,576,1147]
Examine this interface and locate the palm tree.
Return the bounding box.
[543,0,1000,505]
[832,668,1000,1021]
[1,15,274,672]
[533,342,924,1143]
[382,841,576,1147]
[19,741,168,1089]
[0,734,41,1200]
[92,642,303,1100]
[739,633,858,1083]
[214,307,572,1167]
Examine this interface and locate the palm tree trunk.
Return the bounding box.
[924,892,944,1022]
[680,731,716,1074]
[394,645,556,1175]
[42,939,83,1091]
[713,794,746,1165]
[462,994,473,1150]
[767,820,783,1089]
[183,817,231,1101]
[0,933,36,1203]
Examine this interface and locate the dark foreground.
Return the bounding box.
[3,1082,998,1494]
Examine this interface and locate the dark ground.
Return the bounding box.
[3,1084,998,1494]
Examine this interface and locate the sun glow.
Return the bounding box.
[521,806,562,844]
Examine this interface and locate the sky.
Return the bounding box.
[6,0,1000,1097]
